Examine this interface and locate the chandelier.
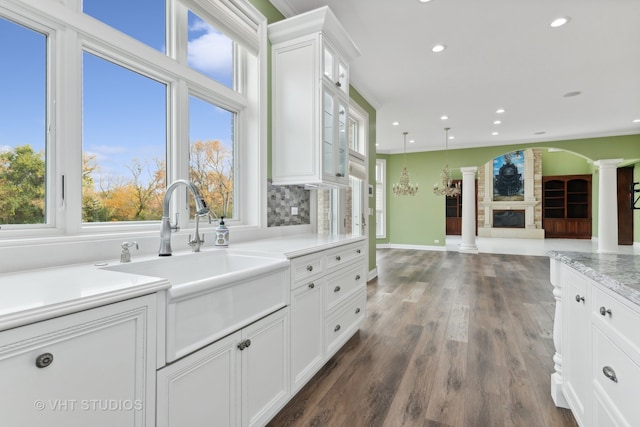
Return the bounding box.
[433,127,461,197]
[392,132,419,196]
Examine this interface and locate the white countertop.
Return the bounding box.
[0,233,367,332]
[231,234,366,258]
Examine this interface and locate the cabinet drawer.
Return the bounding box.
[592,285,640,356]
[325,290,366,356]
[326,264,366,312]
[290,252,324,287]
[593,325,640,425]
[325,242,365,271]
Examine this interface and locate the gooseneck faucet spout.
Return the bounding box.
[159,180,210,256]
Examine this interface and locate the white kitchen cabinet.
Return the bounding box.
[269,6,359,187]
[552,259,640,427]
[290,277,325,393]
[0,294,157,427]
[157,307,289,427]
[288,240,367,393]
[561,266,591,426]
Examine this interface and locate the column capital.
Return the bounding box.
[460,166,478,175]
[594,158,623,169]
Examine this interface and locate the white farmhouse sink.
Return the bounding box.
[102,249,290,361]
[102,249,288,296]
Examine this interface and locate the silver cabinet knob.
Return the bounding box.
[603,366,618,383]
[334,324,341,332]
[355,275,361,281]
[599,306,612,317]
[308,282,315,289]
[356,249,361,254]
[336,255,341,261]
[575,295,585,303]
[35,353,54,368]
[237,339,251,350]
[355,308,361,314]
[334,286,341,293]
[306,265,313,272]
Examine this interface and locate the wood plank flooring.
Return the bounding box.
[268,249,578,427]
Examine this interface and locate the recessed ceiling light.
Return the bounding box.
[392,121,399,126]
[432,44,446,53]
[440,115,448,120]
[448,136,454,140]
[496,108,505,114]
[550,17,571,28]
[492,132,499,136]
[409,139,415,143]
[563,91,582,97]
[633,119,640,123]
[493,120,502,125]
[375,143,379,147]
[419,0,432,3]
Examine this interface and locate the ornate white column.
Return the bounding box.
[594,159,623,253]
[459,166,478,254]
[549,258,569,408]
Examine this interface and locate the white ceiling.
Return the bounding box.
[269,0,640,154]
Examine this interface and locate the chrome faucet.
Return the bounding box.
[159,180,210,256]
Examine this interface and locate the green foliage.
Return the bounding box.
[0,145,45,224]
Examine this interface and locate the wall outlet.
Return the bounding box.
[434,239,440,243]
[291,206,298,216]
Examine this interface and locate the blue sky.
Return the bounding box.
[0,4,234,187]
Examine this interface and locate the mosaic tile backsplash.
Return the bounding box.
[267,179,311,227]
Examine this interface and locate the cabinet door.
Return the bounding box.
[322,89,335,180]
[291,280,324,392]
[0,295,156,427]
[157,332,240,427]
[241,307,290,427]
[562,267,590,426]
[336,100,348,182]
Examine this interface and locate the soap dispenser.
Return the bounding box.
[215,216,229,247]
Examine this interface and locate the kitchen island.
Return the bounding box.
[549,251,640,427]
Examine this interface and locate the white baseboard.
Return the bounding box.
[367,267,377,281]
[376,243,446,252]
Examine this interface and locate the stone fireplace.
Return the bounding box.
[477,148,544,238]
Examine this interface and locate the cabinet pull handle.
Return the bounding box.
[575,295,585,303]
[356,249,361,254]
[334,286,341,293]
[306,265,313,272]
[334,324,341,332]
[308,282,315,289]
[355,275,361,281]
[355,308,361,314]
[335,81,342,88]
[35,353,54,368]
[335,173,344,178]
[599,306,612,317]
[237,339,252,351]
[602,366,618,383]
[336,255,341,261]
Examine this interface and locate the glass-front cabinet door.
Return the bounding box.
[337,101,348,179]
[323,91,335,179]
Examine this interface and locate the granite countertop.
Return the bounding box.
[548,251,640,306]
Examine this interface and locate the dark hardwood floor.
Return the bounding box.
[268,249,578,427]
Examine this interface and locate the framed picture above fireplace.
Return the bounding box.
[493,151,525,201]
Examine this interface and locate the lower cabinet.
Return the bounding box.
[290,278,325,393]
[157,307,290,427]
[554,261,640,427]
[0,294,158,427]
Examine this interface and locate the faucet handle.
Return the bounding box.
[171,212,180,232]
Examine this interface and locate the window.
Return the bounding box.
[375,159,386,238]
[82,52,167,222]
[0,17,47,227]
[0,0,265,237]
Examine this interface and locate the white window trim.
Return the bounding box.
[375,158,387,239]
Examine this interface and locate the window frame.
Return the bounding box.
[0,0,266,241]
[375,158,386,239]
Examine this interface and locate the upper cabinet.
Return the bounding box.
[268,7,360,187]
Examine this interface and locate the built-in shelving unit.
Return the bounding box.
[543,175,591,238]
[445,180,462,235]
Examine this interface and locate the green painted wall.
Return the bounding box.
[541,149,592,175]
[379,134,640,247]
